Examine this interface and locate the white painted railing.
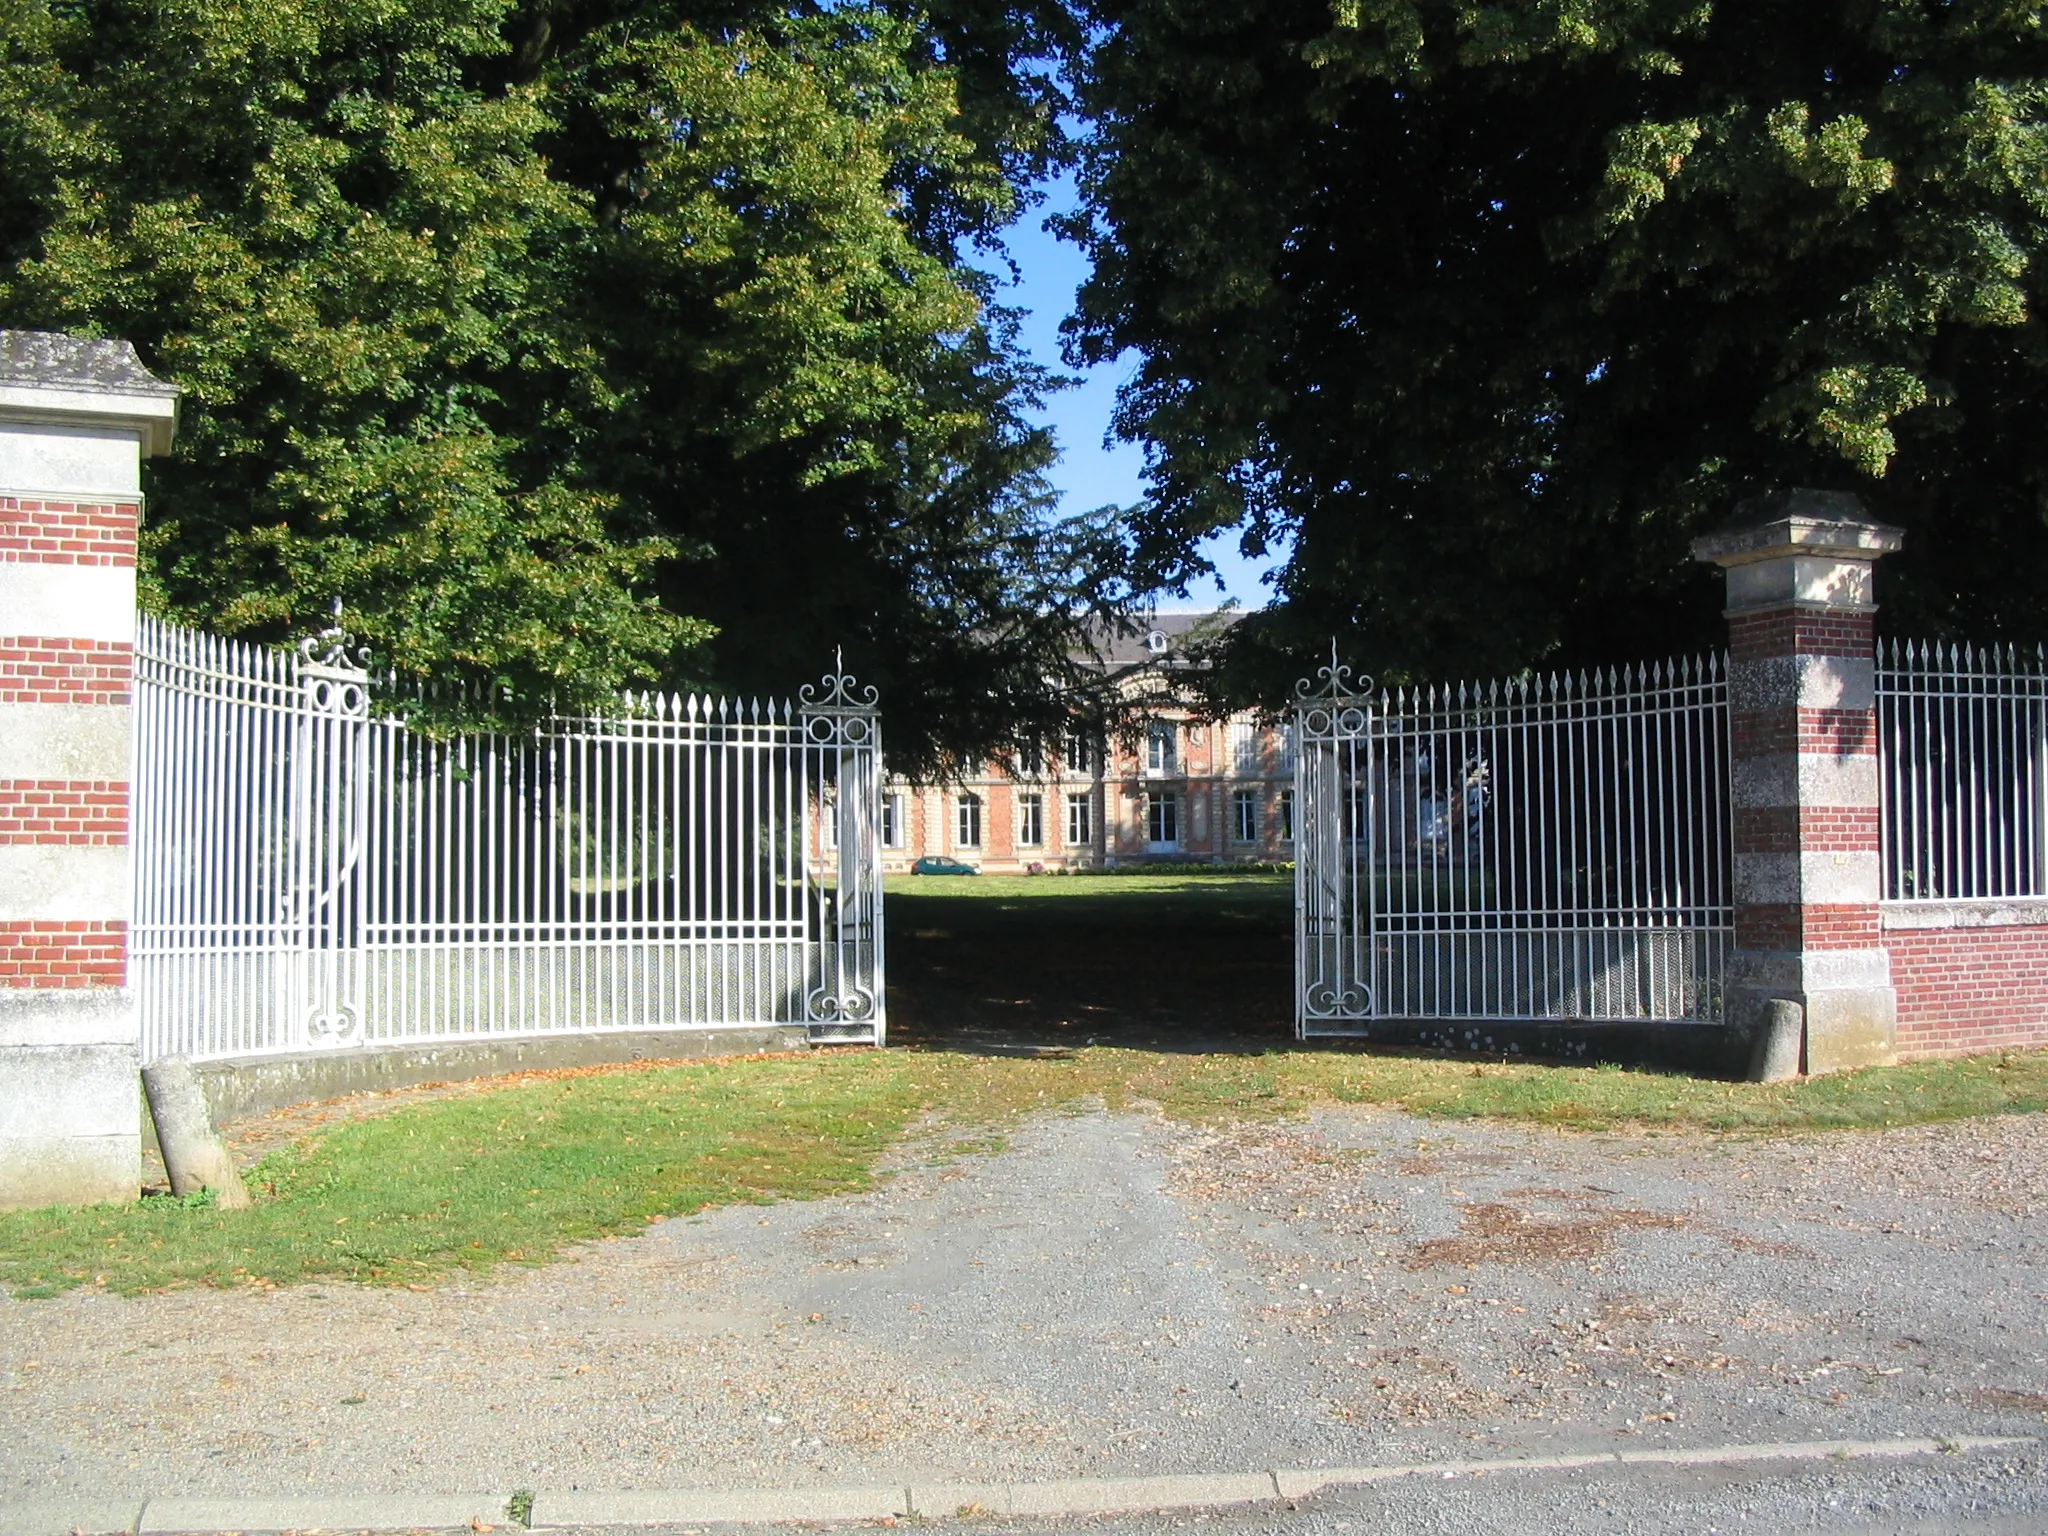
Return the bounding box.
[131,616,883,1061]
[1878,638,2048,902]
[1294,653,1731,1035]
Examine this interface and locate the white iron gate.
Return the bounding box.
[1294,652,1731,1037]
[132,616,885,1061]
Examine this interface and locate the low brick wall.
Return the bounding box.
[1883,901,2048,1058]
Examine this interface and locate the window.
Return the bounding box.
[1232,789,1258,843]
[1066,792,1093,846]
[822,792,838,849]
[1016,740,1045,778]
[1145,628,1169,655]
[1063,729,1095,774]
[881,792,905,849]
[1017,791,1043,847]
[956,792,983,849]
[1279,724,1298,774]
[1146,720,1178,775]
[1146,791,1179,848]
[1278,788,1294,842]
[1231,719,1261,775]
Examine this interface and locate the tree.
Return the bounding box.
[1066,0,2048,699]
[0,0,1110,766]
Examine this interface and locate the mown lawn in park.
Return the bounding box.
[883,868,1295,934]
[884,870,1297,1047]
[4,1043,2048,1300]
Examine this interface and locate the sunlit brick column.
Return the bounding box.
[1693,489,1904,1074]
[0,331,177,1208]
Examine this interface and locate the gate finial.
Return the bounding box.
[1293,637,1370,701]
[297,596,368,673]
[800,651,878,713]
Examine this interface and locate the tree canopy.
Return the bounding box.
[0,0,1107,767]
[1067,0,2048,697]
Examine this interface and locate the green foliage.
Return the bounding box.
[0,0,1112,757]
[1068,0,2048,697]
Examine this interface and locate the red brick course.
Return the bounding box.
[0,638,133,704]
[0,497,138,567]
[1731,708,1876,758]
[1728,608,1874,662]
[0,919,126,987]
[1733,805,1880,855]
[0,780,128,844]
[1887,922,2048,1057]
[1737,901,1881,951]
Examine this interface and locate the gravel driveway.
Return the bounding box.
[2,1103,2044,1505]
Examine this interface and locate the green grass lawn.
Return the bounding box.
[884,870,1294,934]
[5,1043,2047,1301]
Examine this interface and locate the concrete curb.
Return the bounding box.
[3,1435,2032,1535]
[905,1473,1279,1519]
[531,1489,902,1528]
[140,1496,511,1534]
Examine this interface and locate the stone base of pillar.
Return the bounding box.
[1727,951,1898,1075]
[0,990,140,1209]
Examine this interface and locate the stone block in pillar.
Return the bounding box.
[1692,489,1903,1074]
[0,331,178,1208]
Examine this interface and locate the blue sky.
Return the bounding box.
[989,173,1287,612]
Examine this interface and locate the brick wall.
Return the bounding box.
[0,497,140,566]
[0,920,128,987]
[0,638,133,704]
[0,781,129,844]
[1886,921,2048,1057]
[0,493,139,993]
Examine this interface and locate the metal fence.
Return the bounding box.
[131,617,884,1062]
[1878,638,2048,902]
[1294,653,1731,1037]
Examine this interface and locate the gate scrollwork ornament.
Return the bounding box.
[290,600,371,1049]
[800,651,886,1039]
[1292,640,1379,1035]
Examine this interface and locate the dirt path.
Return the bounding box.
[9,1105,2046,1503]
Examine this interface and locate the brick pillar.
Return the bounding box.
[1692,489,1904,1074]
[0,331,178,1208]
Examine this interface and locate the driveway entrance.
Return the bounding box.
[4,1100,2044,1506]
[883,870,1294,1053]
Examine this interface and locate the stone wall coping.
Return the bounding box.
[0,331,179,456]
[1880,897,2048,931]
[1692,488,1904,569]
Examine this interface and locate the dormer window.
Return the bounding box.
[1145,629,1168,655]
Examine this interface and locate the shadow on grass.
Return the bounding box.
[883,873,1749,1077]
[885,873,1296,1057]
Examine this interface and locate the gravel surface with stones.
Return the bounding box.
[2,1105,2045,1503]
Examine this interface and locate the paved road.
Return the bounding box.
[3,1102,2045,1519]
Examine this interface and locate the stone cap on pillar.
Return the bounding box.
[1690,488,1904,613]
[0,330,179,457]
